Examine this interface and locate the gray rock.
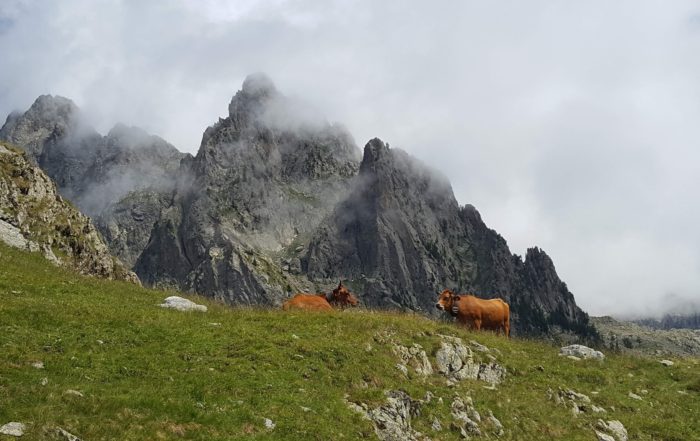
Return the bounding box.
[450,395,481,436]
[596,420,628,441]
[0,422,26,437]
[660,359,674,366]
[31,361,44,369]
[64,389,84,397]
[56,427,82,441]
[159,296,207,312]
[628,392,643,401]
[263,418,275,430]
[431,417,442,431]
[486,410,504,436]
[392,343,433,377]
[559,344,605,360]
[595,431,616,441]
[435,335,506,384]
[349,390,426,441]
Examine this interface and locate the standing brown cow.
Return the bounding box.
[435,289,510,337]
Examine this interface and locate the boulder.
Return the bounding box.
[435,336,506,384]
[559,344,605,360]
[0,422,26,437]
[159,296,207,312]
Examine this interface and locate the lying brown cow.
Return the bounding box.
[282,281,359,311]
[283,293,334,311]
[328,281,359,309]
[435,289,510,337]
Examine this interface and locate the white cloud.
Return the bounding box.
[1,0,700,316]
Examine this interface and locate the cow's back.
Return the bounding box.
[283,294,333,311]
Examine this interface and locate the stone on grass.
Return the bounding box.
[31,361,44,369]
[435,335,506,385]
[64,389,84,397]
[159,296,207,312]
[392,343,433,377]
[559,345,605,360]
[263,418,275,430]
[627,392,642,401]
[0,422,26,437]
[56,427,82,441]
[660,359,674,366]
[596,419,628,441]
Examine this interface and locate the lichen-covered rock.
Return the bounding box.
[450,395,481,437]
[347,390,429,441]
[435,336,506,384]
[392,343,434,377]
[596,420,628,441]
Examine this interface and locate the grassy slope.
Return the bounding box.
[1,244,699,441]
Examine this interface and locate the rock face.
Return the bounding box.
[134,73,360,304]
[305,138,596,336]
[1,75,596,337]
[0,95,186,267]
[0,142,137,282]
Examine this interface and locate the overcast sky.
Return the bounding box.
[2,0,700,317]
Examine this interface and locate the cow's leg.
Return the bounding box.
[473,318,482,331]
[504,318,510,338]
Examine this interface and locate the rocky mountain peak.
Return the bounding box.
[25,94,80,124]
[361,137,391,167]
[227,72,280,127]
[0,94,97,160]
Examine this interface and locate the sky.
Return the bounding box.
[1,0,700,317]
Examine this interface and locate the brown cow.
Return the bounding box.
[282,282,359,311]
[328,281,359,309]
[282,293,334,311]
[435,289,510,337]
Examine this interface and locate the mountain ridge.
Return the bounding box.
[0,74,596,338]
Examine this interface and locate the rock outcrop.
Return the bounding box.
[0,142,137,281]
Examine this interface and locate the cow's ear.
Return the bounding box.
[453,295,461,301]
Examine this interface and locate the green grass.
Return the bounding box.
[1,244,699,440]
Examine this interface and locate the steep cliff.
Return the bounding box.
[134,73,361,303]
[306,138,595,336]
[0,141,137,282]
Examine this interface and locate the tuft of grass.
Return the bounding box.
[1,243,699,440]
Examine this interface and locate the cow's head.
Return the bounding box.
[435,289,459,311]
[332,281,359,308]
